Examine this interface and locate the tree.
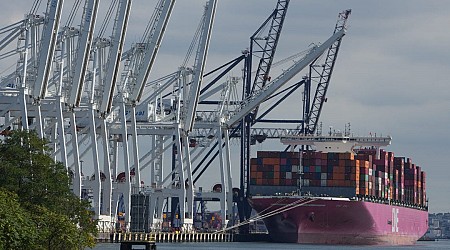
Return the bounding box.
[0,131,98,249]
[0,189,37,250]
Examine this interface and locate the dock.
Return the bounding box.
[97,231,233,244]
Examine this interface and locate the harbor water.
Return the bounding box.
[90,239,450,250]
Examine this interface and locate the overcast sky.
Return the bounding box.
[1,0,449,213]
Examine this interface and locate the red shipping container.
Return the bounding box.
[291,158,300,165]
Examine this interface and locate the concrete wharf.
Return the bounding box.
[97,231,233,244]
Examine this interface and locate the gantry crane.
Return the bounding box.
[61,0,100,200]
[112,0,175,226]
[77,0,132,220]
[133,0,218,231]
[239,0,290,228]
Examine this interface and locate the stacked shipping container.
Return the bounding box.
[250,151,300,187]
[249,149,427,207]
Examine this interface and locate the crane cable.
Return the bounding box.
[29,0,41,15]
[181,10,204,68]
[141,0,164,44]
[65,0,82,27]
[214,197,317,233]
[98,0,118,38]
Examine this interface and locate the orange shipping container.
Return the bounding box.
[272,158,280,165]
[274,165,280,172]
[334,167,341,174]
[263,158,280,165]
[274,172,280,179]
[257,172,263,179]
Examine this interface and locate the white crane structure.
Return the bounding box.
[0,0,351,233]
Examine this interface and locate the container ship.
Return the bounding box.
[248,134,428,245]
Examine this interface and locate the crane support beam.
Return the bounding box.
[305,9,351,134]
[251,0,289,94]
[129,0,176,103]
[100,0,132,113]
[226,28,346,127]
[33,0,64,99]
[183,0,217,132]
[69,0,100,106]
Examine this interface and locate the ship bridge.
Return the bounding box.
[280,133,392,153]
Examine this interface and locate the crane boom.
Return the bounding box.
[100,0,132,113]
[251,0,289,95]
[305,9,351,134]
[183,0,217,132]
[226,28,346,127]
[68,0,100,106]
[128,0,175,104]
[32,0,63,99]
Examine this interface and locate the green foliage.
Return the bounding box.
[0,131,98,249]
[0,189,37,250]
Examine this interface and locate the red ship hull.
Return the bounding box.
[249,196,428,245]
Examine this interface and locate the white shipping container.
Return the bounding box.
[321,173,327,180]
[321,180,327,187]
[286,172,292,179]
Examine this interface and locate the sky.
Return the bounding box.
[1,0,449,213]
